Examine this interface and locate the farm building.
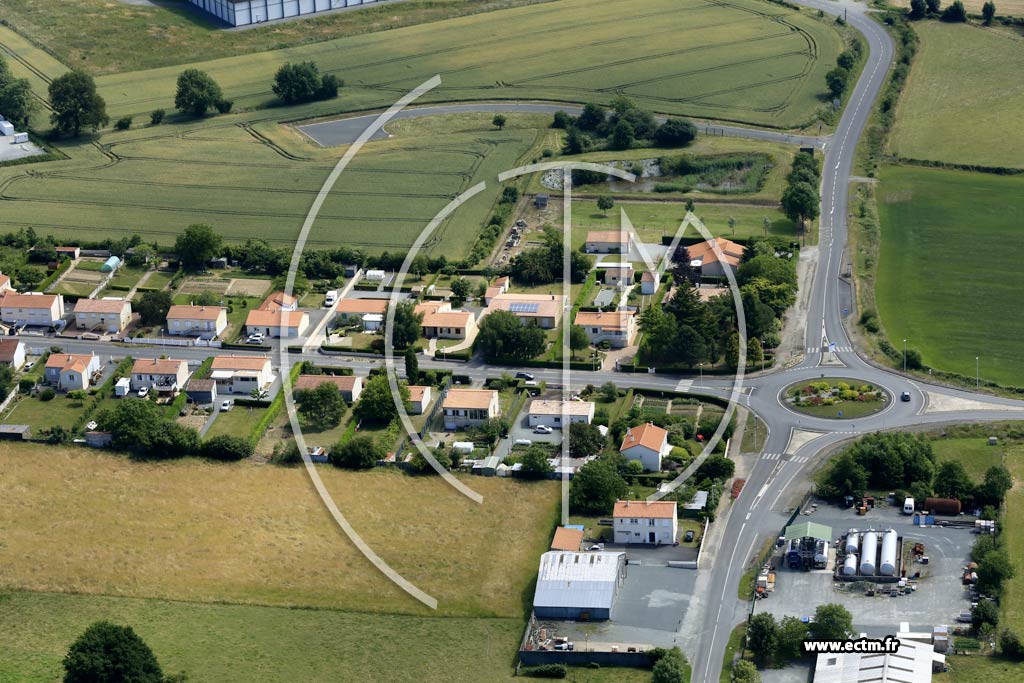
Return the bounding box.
[293,374,362,402]
[613,500,678,545]
[74,298,132,333]
[166,305,228,339]
[0,339,26,370]
[812,634,945,683]
[619,422,669,472]
[686,237,744,278]
[527,400,595,428]
[442,388,499,430]
[56,246,81,260]
[532,551,625,621]
[486,293,565,329]
[44,353,100,392]
[187,0,392,27]
[0,424,30,440]
[0,292,65,327]
[574,309,637,348]
[130,358,190,394]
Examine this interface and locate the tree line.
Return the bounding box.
[909,0,973,22]
[0,55,35,130]
[553,96,698,155]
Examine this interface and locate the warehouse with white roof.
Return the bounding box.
[812,637,946,683]
[532,551,625,621]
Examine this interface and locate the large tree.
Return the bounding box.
[295,381,346,428]
[781,182,820,225]
[63,621,163,683]
[0,74,35,129]
[519,445,554,480]
[809,604,854,642]
[136,290,173,326]
[933,460,974,501]
[175,68,224,117]
[569,458,627,514]
[746,612,779,666]
[273,61,325,104]
[475,309,546,360]
[96,399,199,458]
[355,374,408,423]
[174,223,223,271]
[49,70,108,136]
[390,301,423,350]
[654,118,698,147]
[568,422,606,459]
[330,434,384,469]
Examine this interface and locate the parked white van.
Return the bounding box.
[903,497,915,514]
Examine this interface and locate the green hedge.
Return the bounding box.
[490,357,599,371]
[247,362,302,448]
[38,258,72,292]
[221,342,271,352]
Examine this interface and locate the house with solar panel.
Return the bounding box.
[486,293,565,329]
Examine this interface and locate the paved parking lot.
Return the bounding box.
[0,140,43,163]
[760,501,976,634]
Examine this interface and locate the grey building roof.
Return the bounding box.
[533,551,623,611]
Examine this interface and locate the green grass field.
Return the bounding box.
[875,165,1024,387]
[931,437,1005,480]
[889,22,1024,169]
[79,0,842,128]
[0,591,654,683]
[1000,447,1024,634]
[934,655,1024,683]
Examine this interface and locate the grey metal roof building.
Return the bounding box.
[532,551,625,621]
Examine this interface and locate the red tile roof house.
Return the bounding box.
[210,355,273,394]
[613,500,678,545]
[293,374,363,403]
[74,298,133,333]
[244,309,310,338]
[0,339,26,370]
[584,230,632,254]
[44,353,100,392]
[442,388,499,430]
[685,237,744,279]
[0,292,65,327]
[405,385,432,415]
[619,422,670,472]
[166,305,228,339]
[130,358,190,394]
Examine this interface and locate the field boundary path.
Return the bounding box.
[298,102,829,148]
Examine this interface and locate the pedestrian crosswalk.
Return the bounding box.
[806,345,853,354]
[761,452,811,464]
[674,379,693,392]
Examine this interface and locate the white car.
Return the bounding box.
[23,361,34,371]
[221,400,233,411]
[533,424,553,434]
[246,334,264,344]
[85,420,98,431]
[137,387,149,398]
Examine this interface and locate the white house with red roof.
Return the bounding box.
[619,422,670,472]
[0,292,65,327]
[74,298,132,333]
[613,500,678,545]
[166,305,227,338]
[44,353,100,392]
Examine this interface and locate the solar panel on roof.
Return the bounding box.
[509,302,539,313]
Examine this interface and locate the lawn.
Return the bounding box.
[889,22,1024,169]
[54,280,98,298]
[108,265,149,290]
[934,654,1024,683]
[142,270,177,291]
[930,437,1005,481]
[875,165,1024,387]
[0,443,560,617]
[1,393,92,433]
[0,590,653,683]
[205,403,266,439]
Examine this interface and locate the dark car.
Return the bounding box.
[900,391,912,402]
[684,530,695,543]
[515,372,535,381]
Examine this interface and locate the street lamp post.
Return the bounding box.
[976,356,980,390]
[903,338,907,373]
[699,363,703,387]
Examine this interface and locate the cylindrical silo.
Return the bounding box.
[880,529,899,576]
[860,530,878,576]
[845,529,860,555]
[843,553,858,576]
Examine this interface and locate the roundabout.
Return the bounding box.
[781,376,890,420]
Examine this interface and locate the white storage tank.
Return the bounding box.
[814,540,828,566]
[843,553,858,576]
[860,530,878,576]
[845,529,860,555]
[880,529,899,576]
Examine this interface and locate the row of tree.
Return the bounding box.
[909,0,973,22]
[825,44,860,99]
[780,150,821,228]
[817,431,1013,509]
[0,55,34,129]
[555,97,698,154]
[747,604,854,668]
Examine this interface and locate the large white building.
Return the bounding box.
[613,500,678,545]
[812,636,946,683]
[189,0,391,27]
[532,551,625,621]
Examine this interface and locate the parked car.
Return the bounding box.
[137,387,149,398]
[246,333,264,344]
[515,372,535,381]
[221,400,233,412]
[900,391,912,402]
[514,438,532,447]
[85,420,98,431]
[684,530,695,542]
[533,424,553,434]
[23,361,34,371]
[587,543,604,551]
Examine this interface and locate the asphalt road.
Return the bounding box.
[297,102,827,149]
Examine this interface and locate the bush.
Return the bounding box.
[150,109,165,125]
[521,664,566,678]
[215,99,233,114]
[114,115,132,130]
[1000,629,1024,660]
[202,434,254,461]
[19,377,35,393]
[39,387,56,401]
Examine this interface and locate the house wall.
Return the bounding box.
[613,516,678,545]
[621,444,661,472]
[76,307,130,332]
[189,0,390,27]
[168,314,226,337]
[527,411,592,428]
[1,300,62,326]
[585,242,626,254]
[1,343,26,370]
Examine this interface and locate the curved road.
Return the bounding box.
[298,102,827,149]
